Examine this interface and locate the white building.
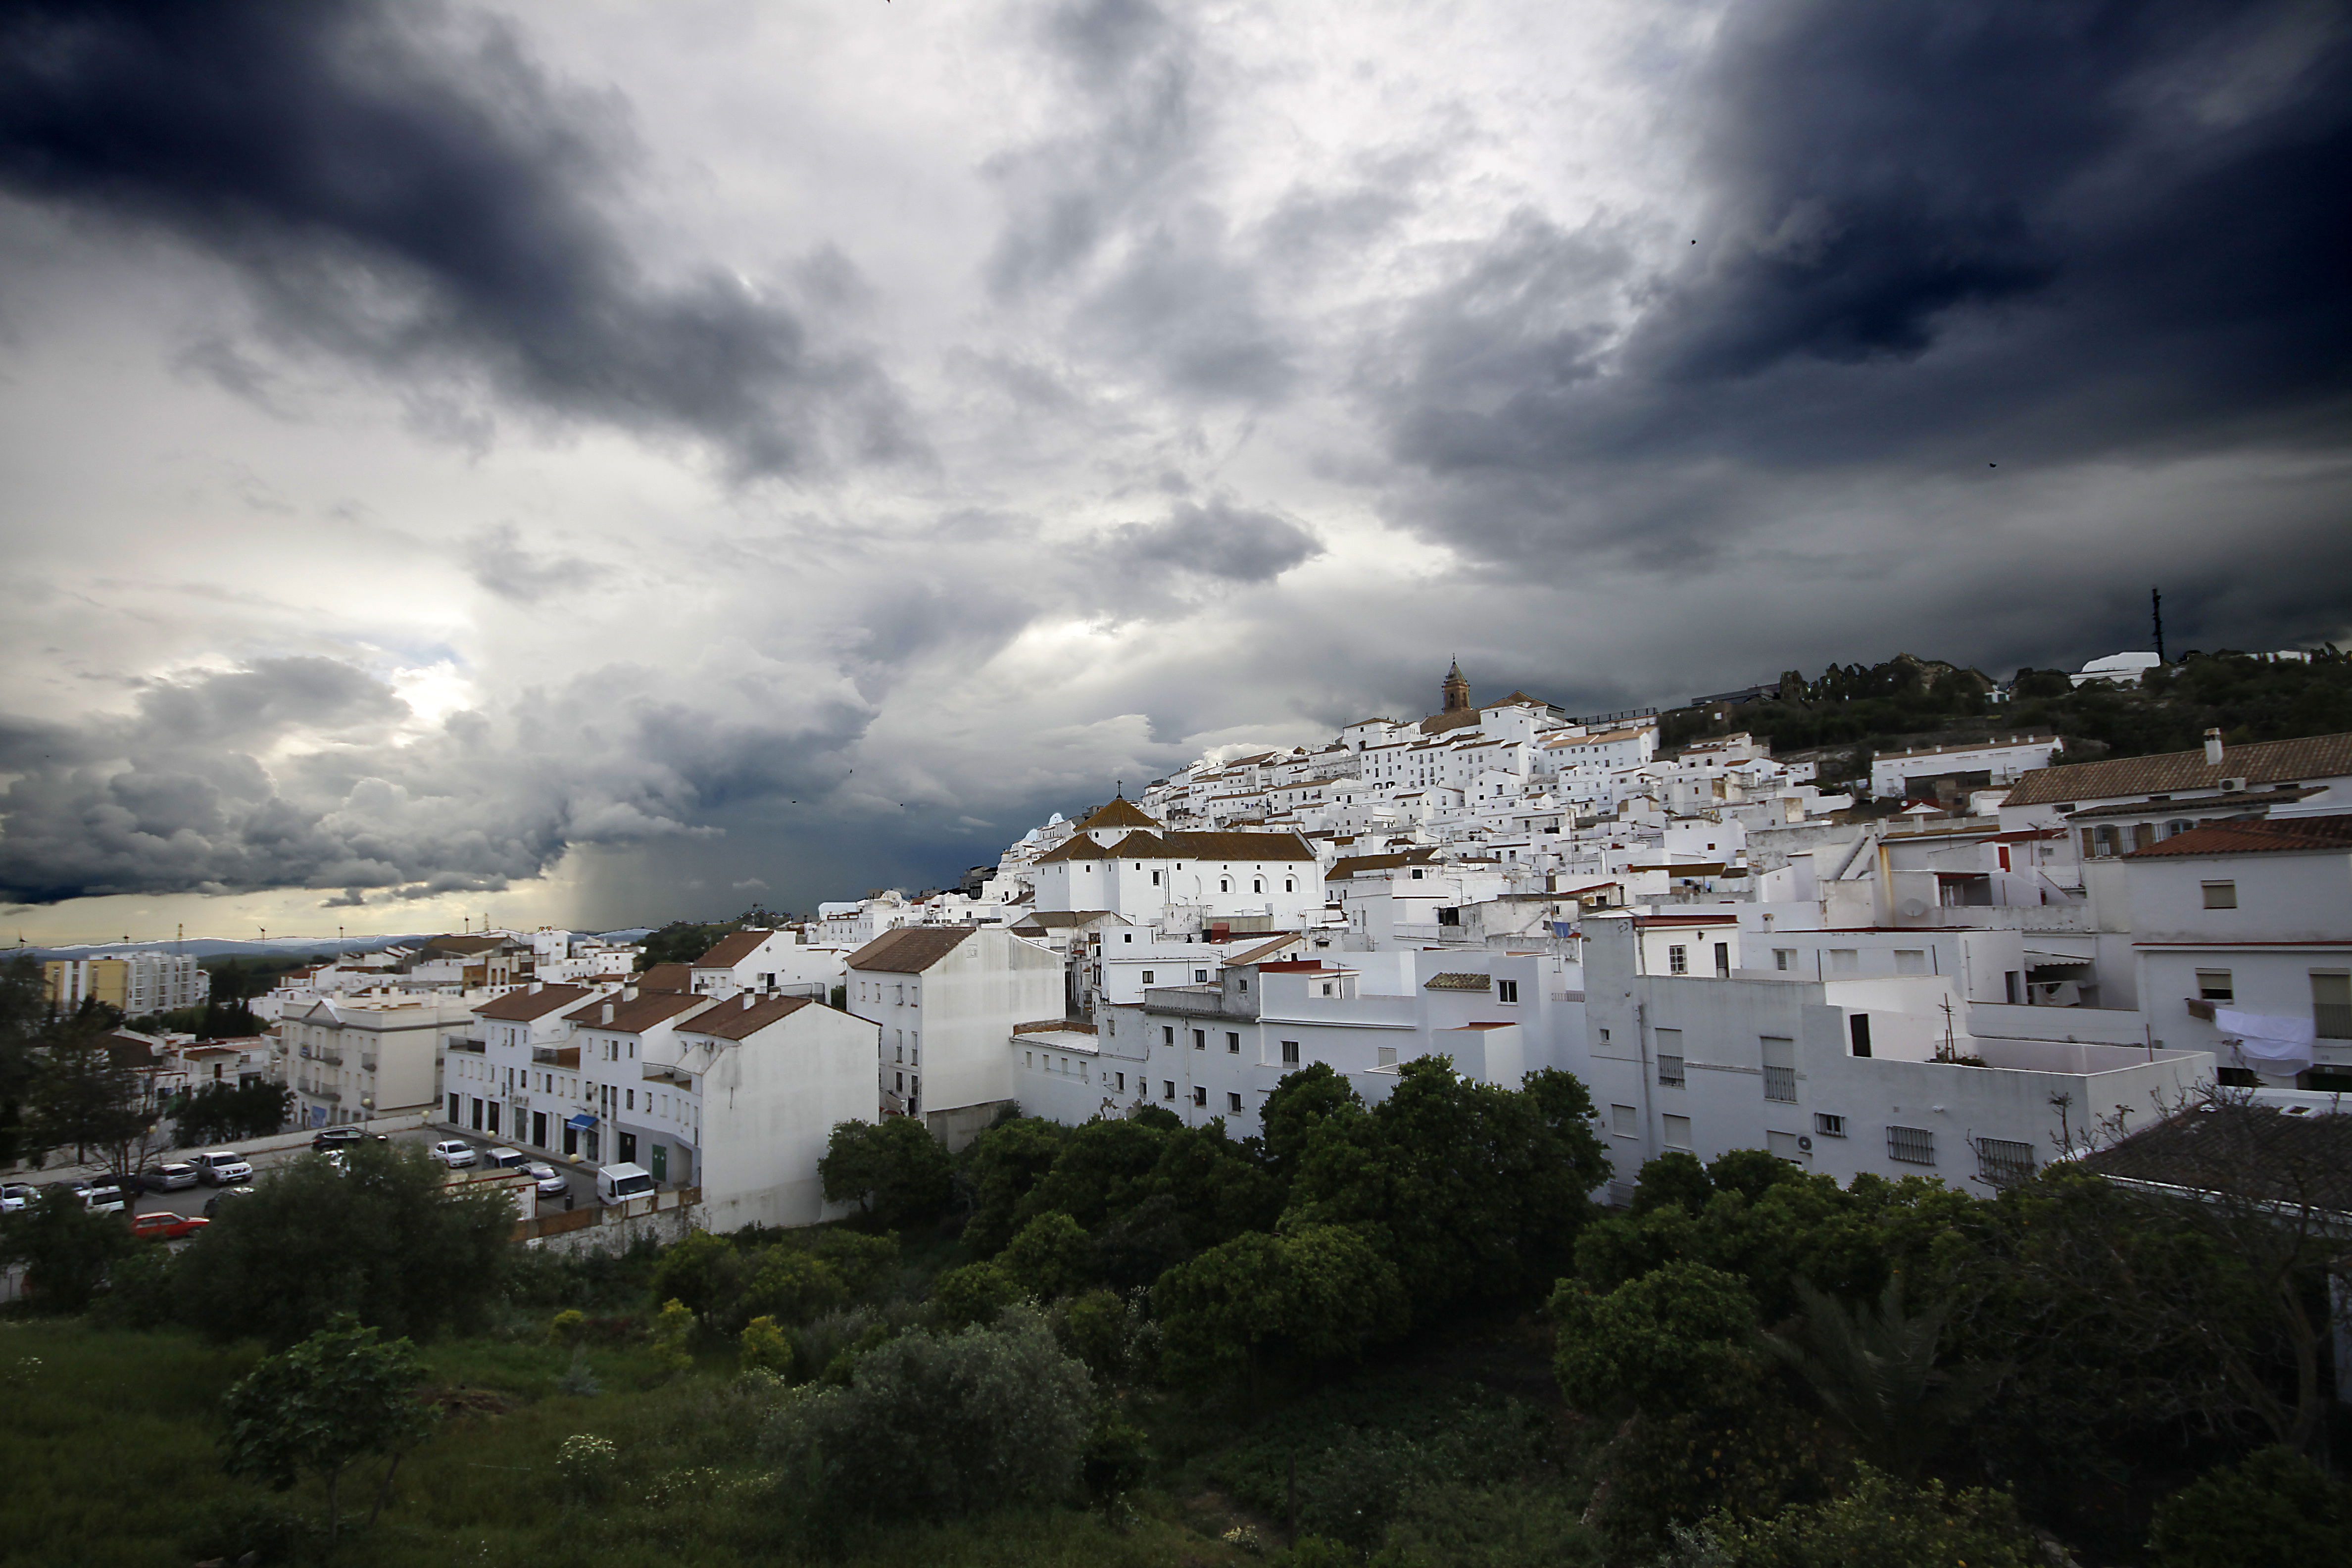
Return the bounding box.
[2072,651,2162,687]
[687,929,849,1001]
[846,925,1063,1144]
[1576,913,2212,1200]
[444,981,611,1145]
[287,995,476,1129]
[1998,731,2352,851]
[2122,812,2352,1088]
[1871,735,2064,801]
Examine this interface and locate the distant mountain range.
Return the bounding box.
[13,928,656,963]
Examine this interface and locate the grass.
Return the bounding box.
[0,1319,1249,1568]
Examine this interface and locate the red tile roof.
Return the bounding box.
[473,983,600,1022]
[693,930,774,969]
[637,964,692,993]
[2004,732,2352,806]
[845,926,978,973]
[2122,812,2352,858]
[562,992,714,1031]
[675,993,818,1040]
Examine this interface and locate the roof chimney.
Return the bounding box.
[601,1002,614,1025]
[2204,728,2225,766]
[742,991,756,1010]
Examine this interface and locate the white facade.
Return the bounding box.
[846,927,1063,1132]
[1872,735,2064,799]
[287,995,474,1128]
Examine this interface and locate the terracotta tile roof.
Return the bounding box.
[473,983,601,1022]
[1327,848,1441,880]
[1226,934,1303,966]
[693,930,774,969]
[1011,910,1120,929]
[1034,828,1317,864]
[1076,796,1163,830]
[1424,972,1492,991]
[846,926,978,973]
[637,963,692,993]
[563,991,714,1031]
[1419,708,1484,735]
[676,994,817,1040]
[422,933,508,955]
[2122,812,2352,858]
[2065,786,2321,819]
[1014,1018,1096,1034]
[2083,1101,2352,1216]
[2003,732,2352,806]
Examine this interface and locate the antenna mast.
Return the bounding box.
[2152,587,2165,665]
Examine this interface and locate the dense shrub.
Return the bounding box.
[766,1307,1093,1522]
[2149,1446,2352,1568]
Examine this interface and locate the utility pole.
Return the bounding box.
[2153,586,2165,664]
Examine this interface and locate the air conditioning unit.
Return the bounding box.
[1797,1135,1813,1152]
[2220,777,2248,792]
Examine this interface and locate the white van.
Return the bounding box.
[191,1150,254,1186]
[485,1147,528,1171]
[595,1163,656,1205]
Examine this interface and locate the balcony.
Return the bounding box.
[448,1036,486,1054]
[643,1064,693,1088]
[534,1045,581,1069]
[1141,984,1257,1021]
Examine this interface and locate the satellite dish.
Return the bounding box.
[1899,898,1928,918]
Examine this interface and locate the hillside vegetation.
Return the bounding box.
[1663,647,2352,779]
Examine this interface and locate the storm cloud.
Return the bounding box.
[0,0,2344,932]
[0,0,911,476]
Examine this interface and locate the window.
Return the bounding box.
[1163,1080,1176,1100]
[1888,1125,1935,1165]
[1024,1051,1032,1068]
[1411,868,1424,879]
[1766,1130,1802,1163]
[1162,1025,1175,1045]
[2196,970,2235,1003]
[1280,1039,1300,1065]
[1192,1085,1208,1107]
[1284,879,1295,892]
[2005,970,2023,1005]
[2314,973,2352,1040]
[1829,949,1859,973]
[2202,881,2238,909]
[1151,870,1162,885]
[1762,1036,1796,1102]
[1976,1137,2035,1185]
[1774,949,1794,972]
[1663,1113,1692,1150]
[1849,1015,1872,1058]
[1192,1029,1205,1050]
[1115,1072,1125,1092]
[1814,1113,1846,1138]
[1219,879,1231,892]
[1377,1045,1398,1068]
[1667,945,1688,975]
[1194,969,1209,983]
[1895,950,1927,975]
[1321,982,1333,996]
[1228,1092,1244,1113]
[1227,1031,1241,1053]
[1143,971,1156,985]
[1252,879,1264,893]
[1714,942,1731,978]
[1655,1027,1684,1087]
[1497,979,1519,1003]
[1610,1104,1637,1136]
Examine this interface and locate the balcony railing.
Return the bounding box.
[534,1045,581,1069]
[1140,984,1256,1021]
[448,1036,486,1054]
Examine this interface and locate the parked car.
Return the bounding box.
[190,1150,254,1186]
[85,1176,138,1211]
[519,1160,569,1199]
[430,1139,478,1169]
[139,1161,200,1192]
[129,1212,210,1242]
[485,1146,528,1170]
[68,1181,129,1215]
[595,1163,656,1205]
[0,1182,31,1214]
[310,1127,388,1151]
[314,1148,349,1174]
[202,1187,257,1219]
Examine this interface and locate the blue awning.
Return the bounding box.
[565,1113,598,1130]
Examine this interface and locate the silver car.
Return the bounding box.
[519,1160,569,1199]
[140,1161,199,1192]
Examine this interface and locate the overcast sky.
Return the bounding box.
[1,0,2347,941]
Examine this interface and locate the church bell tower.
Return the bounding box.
[1442,659,1470,713]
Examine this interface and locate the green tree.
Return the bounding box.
[0,1185,135,1312]
[1757,1277,2002,1479]
[820,1116,952,1230]
[177,1138,515,1346]
[1551,1261,1761,1419]
[768,1307,1093,1523]
[0,953,47,1167]
[1000,1210,1095,1300]
[219,1320,437,1543]
[740,1315,796,1378]
[1153,1225,1407,1393]
[176,1079,293,1146]
[739,1250,848,1325]
[960,1116,1069,1254]
[2149,1446,2352,1568]
[1257,1062,1363,1180]
[646,1227,742,1318]
[649,1297,695,1373]
[1286,1059,1610,1320]
[930,1260,1021,1328]
[24,1007,149,1166]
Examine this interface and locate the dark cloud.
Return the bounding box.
[0,0,913,476]
[0,657,871,904]
[1372,0,2352,572]
[465,523,606,603]
[1095,498,1323,585]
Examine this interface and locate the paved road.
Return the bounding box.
[62,1127,611,1226]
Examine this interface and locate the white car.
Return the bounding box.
[70,1181,129,1215]
[0,1182,32,1213]
[519,1161,569,1199]
[190,1150,253,1186]
[430,1139,478,1169]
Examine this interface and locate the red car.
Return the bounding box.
[128,1212,210,1242]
